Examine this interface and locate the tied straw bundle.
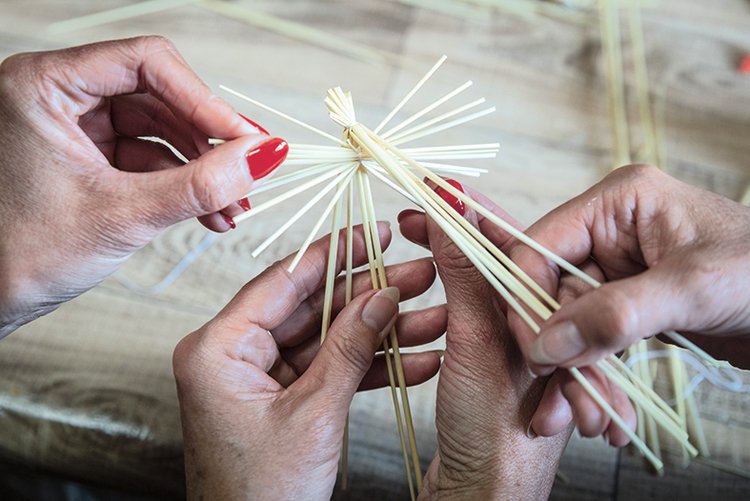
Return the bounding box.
[213,55,726,493]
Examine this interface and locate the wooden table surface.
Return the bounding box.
[0,0,749,499]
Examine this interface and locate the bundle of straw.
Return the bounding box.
[215,56,726,491]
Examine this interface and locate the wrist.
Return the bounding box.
[424,431,571,501]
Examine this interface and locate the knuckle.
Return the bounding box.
[0,53,25,81]
[590,287,639,348]
[433,235,481,280]
[610,163,663,188]
[188,164,231,214]
[172,331,201,383]
[329,331,373,373]
[0,53,34,98]
[141,35,177,53]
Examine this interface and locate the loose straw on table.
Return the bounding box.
[598,0,713,471]
[48,0,399,65]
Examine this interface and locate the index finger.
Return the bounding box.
[35,36,256,139]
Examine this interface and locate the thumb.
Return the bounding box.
[424,182,503,346]
[529,264,686,369]
[127,135,288,228]
[298,287,400,405]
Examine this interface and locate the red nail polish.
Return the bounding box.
[434,179,466,216]
[222,213,236,229]
[246,137,288,180]
[239,197,251,211]
[240,114,270,135]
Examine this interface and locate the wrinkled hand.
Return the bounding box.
[173,223,446,500]
[511,165,750,438]
[399,182,569,500]
[0,36,286,335]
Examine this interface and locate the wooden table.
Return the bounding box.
[0,0,748,498]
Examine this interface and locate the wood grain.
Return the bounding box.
[0,0,748,498]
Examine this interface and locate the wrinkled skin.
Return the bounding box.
[511,165,750,439]
[399,185,570,500]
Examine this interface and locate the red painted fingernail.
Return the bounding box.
[222,213,236,229]
[740,54,750,74]
[240,114,270,135]
[239,197,251,211]
[434,179,465,216]
[246,137,288,180]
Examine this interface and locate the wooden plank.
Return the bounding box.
[0,0,748,498]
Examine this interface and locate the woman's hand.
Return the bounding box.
[0,36,287,335]
[510,164,750,438]
[173,223,445,500]
[399,183,569,500]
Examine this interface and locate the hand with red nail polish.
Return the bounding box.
[174,224,445,499]
[0,37,288,335]
[399,184,568,499]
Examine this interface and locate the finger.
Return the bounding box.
[386,305,447,349]
[120,135,287,229]
[397,209,429,249]
[280,306,447,372]
[604,378,636,446]
[358,350,442,391]
[560,366,614,438]
[528,263,692,369]
[529,372,574,437]
[424,179,531,387]
[36,36,257,139]
[113,136,183,173]
[398,183,526,253]
[173,323,285,397]
[271,258,438,347]
[515,259,605,376]
[214,223,392,330]
[109,93,207,160]
[296,288,400,403]
[463,184,525,253]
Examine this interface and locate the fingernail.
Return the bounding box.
[222,213,236,230]
[527,367,538,380]
[362,287,400,337]
[526,421,537,439]
[433,179,466,216]
[246,137,288,180]
[530,321,586,365]
[239,197,251,211]
[240,114,270,135]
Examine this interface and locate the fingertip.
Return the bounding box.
[531,397,574,437]
[397,209,424,224]
[530,321,587,367]
[375,220,394,248]
[199,212,234,233]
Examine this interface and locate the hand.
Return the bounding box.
[0,36,287,335]
[511,164,750,438]
[399,182,569,500]
[173,223,446,500]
